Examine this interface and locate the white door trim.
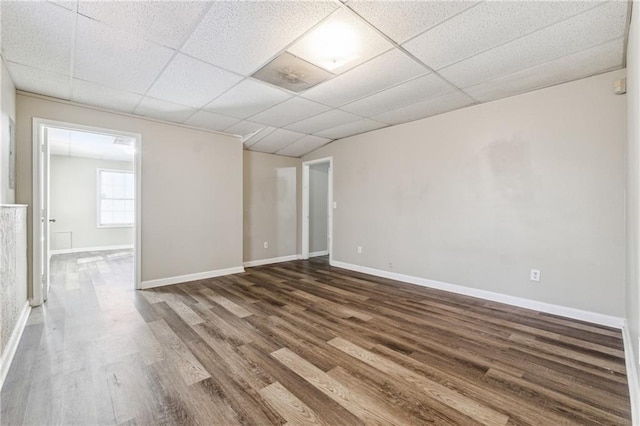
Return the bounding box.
[301,157,333,262]
[31,118,143,305]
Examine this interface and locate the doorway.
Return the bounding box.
[32,119,142,305]
[302,157,333,261]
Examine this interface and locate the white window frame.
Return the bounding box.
[97,168,135,228]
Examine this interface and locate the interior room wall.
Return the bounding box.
[1,59,16,204]
[309,162,329,255]
[243,150,300,263]
[304,69,627,318]
[49,155,134,252]
[16,93,243,290]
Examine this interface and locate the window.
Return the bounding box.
[97,169,134,227]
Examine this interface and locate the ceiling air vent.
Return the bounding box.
[251,52,333,93]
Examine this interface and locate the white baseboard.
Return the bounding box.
[244,255,301,268]
[330,260,625,329]
[622,322,640,426]
[309,250,329,257]
[141,266,245,289]
[51,244,133,255]
[0,301,31,391]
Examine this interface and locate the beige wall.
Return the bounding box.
[16,93,243,288]
[1,59,16,204]
[50,155,134,251]
[305,69,627,317]
[243,150,300,262]
[309,162,329,254]
[626,3,640,396]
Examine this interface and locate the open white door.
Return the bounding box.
[39,127,50,301]
[302,157,333,263]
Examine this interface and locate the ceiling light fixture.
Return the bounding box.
[305,21,359,71]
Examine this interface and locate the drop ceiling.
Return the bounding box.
[47,127,135,162]
[0,1,630,158]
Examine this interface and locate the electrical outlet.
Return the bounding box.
[388,262,393,270]
[263,241,268,249]
[530,269,540,282]
[357,246,362,254]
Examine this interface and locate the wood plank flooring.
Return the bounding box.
[0,251,632,425]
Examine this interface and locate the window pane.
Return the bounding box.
[101,212,114,224]
[125,200,134,212]
[101,199,114,212]
[125,211,135,224]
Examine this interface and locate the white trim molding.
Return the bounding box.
[244,255,301,268]
[330,260,625,329]
[140,266,245,289]
[309,250,329,258]
[51,245,133,255]
[0,302,31,390]
[622,322,640,425]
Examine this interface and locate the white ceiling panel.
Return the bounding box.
[285,109,361,134]
[6,62,71,100]
[303,49,428,107]
[250,97,332,128]
[440,1,627,89]
[71,79,143,114]
[48,128,134,162]
[0,1,74,75]
[244,126,277,148]
[147,54,243,109]
[342,74,455,117]
[348,0,478,44]
[74,16,174,94]
[287,8,393,74]
[249,128,306,154]
[315,118,387,140]
[48,1,77,12]
[183,110,240,132]
[372,91,475,125]
[134,97,198,124]
[205,79,292,119]
[77,1,208,49]
[276,135,332,157]
[403,1,601,71]
[181,1,338,75]
[465,38,624,103]
[225,121,269,137]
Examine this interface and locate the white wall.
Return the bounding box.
[16,93,243,291]
[309,162,329,254]
[1,59,16,204]
[243,150,300,263]
[305,70,627,317]
[50,155,134,251]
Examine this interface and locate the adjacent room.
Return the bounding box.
[0,0,639,424]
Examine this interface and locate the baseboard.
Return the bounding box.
[244,255,301,268]
[330,260,625,329]
[141,266,245,289]
[309,250,329,257]
[51,244,133,255]
[0,301,31,391]
[622,322,640,425]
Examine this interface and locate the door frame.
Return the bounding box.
[31,118,143,306]
[301,157,333,261]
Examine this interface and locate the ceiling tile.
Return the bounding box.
[341,74,454,117]
[134,97,197,123]
[147,53,243,109]
[181,1,338,75]
[287,8,393,74]
[465,37,625,103]
[77,1,208,49]
[276,135,332,157]
[0,1,74,75]
[244,126,277,148]
[285,109,361,134]
[403,1,600,71]
[372,91,475,125]
[205,79,292,119]
[315,118,387,139]
[225,121,269,137]
[48,1,77,12]
[71,79,143,114]
[439,1,627,88]
[348,0,478,44]
[6,62,71,99]
[303,49,428,107]
[74,16,174,94]
[249,128,306,154]
[183,110,240,132]
[250,97,331,128]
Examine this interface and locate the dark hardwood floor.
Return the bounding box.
[0,252,632,425]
